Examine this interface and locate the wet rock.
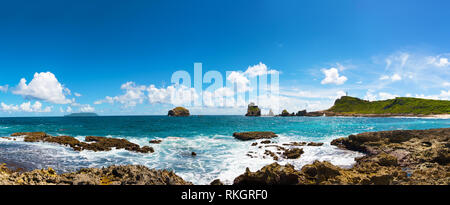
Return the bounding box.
[210,179,224,185]
[282,148,304,159]
[191,152,197,156]
[168,107,190,116]
[0,164,192,185]
[260,140,271,144]
[264,150,279,161]
[283,142,307,146]
[296,110,307,116]
[307,142,324,146]
[251,142,258,146]
[233,132,278,141]
[149,139,162,144]
[13,132,154,154]
[233,163,305,185]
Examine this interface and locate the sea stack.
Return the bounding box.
[168,107,190,117]
[245,102,261,116]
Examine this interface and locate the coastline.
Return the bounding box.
[1,127,449,185]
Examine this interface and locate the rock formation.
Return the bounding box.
[0,164,192,185]
[245,103,261,116]
[10,132,154,153]
[168,107,190,116]
[233,131,278,141]
[235,128,450,185]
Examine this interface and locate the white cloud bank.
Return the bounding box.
[12,72,72,104]
[0,101,52,113]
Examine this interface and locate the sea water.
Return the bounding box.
[0,116,449,184]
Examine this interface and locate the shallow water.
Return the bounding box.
[1,116,449,184]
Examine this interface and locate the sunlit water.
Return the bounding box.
[0,116,449,184]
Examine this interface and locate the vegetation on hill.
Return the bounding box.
[327,96,450,115]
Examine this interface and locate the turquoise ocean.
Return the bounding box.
[1,116,449,184]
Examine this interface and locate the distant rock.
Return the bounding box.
[168,107,190,116]
[245,103,261,116]
[233,131,278,141]
[296,110,307,116]
[210,179,224,185]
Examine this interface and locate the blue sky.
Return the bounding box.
[0,0,450,116]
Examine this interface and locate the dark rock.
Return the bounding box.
[282,148,304,159]
[149,139,162,144]
[210,179,224,185]
[191,152,197,156]
[245,103,261,116]
[296,110,307,116]
[260,140,271,144]
[307,142,324,146]
[251,142,258,146]
[1,164,192,185]
[233,132,278,141]
[13,132,154,154]
[233,163,305,185]
[168,107,190,116]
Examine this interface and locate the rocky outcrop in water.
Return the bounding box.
[10,132,154,153]
[245,103,261,116]
[168,107,190,116]
[233,132,278,141]
[0,164,192,185]
[235,128,450,185]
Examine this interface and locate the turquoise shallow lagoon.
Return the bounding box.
[1,116,449,184]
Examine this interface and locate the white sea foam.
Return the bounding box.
[0,133,364,185]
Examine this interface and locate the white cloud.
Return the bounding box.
[12,72,72,104]
[364,90,378,101]
[0,101,52,113]
[95,82,146,107]
[379,73,402,81]
[378,92,399,100]
[427,56,450,67]
[391,73,402,81]
[0,85,8,93]
[66,106,73,113]
[80,105,95,112]
[74,92,82,97]
[244,62,278,77]
[227,71,251,92]
[321,68,347,85]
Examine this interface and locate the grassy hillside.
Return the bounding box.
[327,96,450,115]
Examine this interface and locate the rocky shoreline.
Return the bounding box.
[233,128,449,185]
[1,128,449,185]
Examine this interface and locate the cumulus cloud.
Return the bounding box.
[364,90,398,101]
[244,62,278,77]
[95,82,198,107]
[74,92,82,97]
[0,101,52,113]
[12,72,72,104]
[320,68,347,85]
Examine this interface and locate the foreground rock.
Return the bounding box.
[233,132,278,141]
[0,164,192,185]
[168,107,190,116]
[11,132,154,153]
[235,128,450,185]
[245,103,261,116]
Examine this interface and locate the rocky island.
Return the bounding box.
[245,103,261,116]
[168,107,190,116]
